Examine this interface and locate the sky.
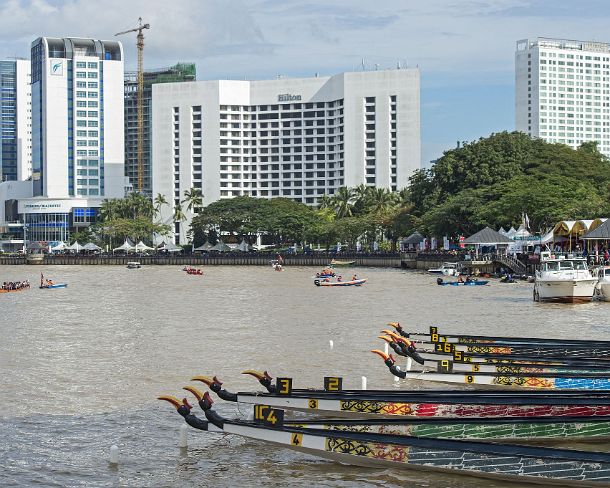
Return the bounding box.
[1,0,610,166]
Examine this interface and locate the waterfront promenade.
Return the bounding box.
[0,252,403,267]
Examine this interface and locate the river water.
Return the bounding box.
[1,265,609,487]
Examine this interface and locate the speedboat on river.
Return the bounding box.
[428,262,460,276]
[592,265,610,301]
[533,252,596,303]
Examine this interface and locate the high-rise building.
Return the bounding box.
[124,63,196,196]
[0,59,31,182]
[152,68,420,244]
[22,37,127,243]
[516,37,610,156]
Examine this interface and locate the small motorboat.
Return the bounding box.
[428,262,461,276]
[314,278,367,287]
[39,283,68,289]
[127,262,141,269]
[437,277,488,286]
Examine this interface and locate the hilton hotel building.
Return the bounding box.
[152,68,420,244]
[516,37,610,156]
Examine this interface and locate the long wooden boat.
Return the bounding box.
[314,278,367,287]
[392,324,610,348]
[193,375,610,418]
[0,287,28,293]
[372,350,610,390]
[159,393,610,486]
[330,259,356,266]
[378,335,610,373]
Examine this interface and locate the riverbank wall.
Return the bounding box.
[0,254,403,267]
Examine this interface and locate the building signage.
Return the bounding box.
[18,199,98,214]
[50,60,63,76]
[278,94,301,102]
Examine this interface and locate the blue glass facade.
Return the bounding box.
[0,61,17,182]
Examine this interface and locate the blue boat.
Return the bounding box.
[39,283,68,289]
[437,278,488,286]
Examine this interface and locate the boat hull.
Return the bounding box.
[534,279,597,303]
[315,279,367,287]
[597,281,610,301]
[39,284,67,289]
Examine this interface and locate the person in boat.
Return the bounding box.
[465,276,472,283]
[457,275,464,283]
[351,274,357,281]
[337,275,342,282]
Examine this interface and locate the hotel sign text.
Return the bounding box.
[278,94,302,102]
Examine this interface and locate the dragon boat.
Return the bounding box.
[159,391,610,486]
[190,373,610,419]
[378,333,610,374]
[314,278,367,287]
[391,324,610,349]
[372,349,610,390]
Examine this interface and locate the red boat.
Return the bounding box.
[183,267,203,275]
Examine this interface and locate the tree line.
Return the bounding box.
[75,131,610,249]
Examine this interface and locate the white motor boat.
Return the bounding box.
[592,265,610,301]
[428,262,460,276]
[533,252,596,303]
[126,261,141,269]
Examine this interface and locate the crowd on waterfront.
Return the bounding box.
[1,280,29,291]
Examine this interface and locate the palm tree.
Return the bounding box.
[153,193,168,217]
[182,187,204,214]
[173,204,186,223]
[317,193,333,209]
[332,187,355,218]
[352,184,371,215]
[369,188,398,214]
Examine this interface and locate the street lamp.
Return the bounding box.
[22,219,28,254]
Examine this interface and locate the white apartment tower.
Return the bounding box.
[24,37,126,243]
[152,69,420,244]
[516,38,610,156]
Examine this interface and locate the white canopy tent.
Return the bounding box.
[193,241,213,252]
[50,241,68,252]
[235,239,252,252]
[211,240,231,252]
[113,240,135,253]
[67,241,83,252]
[83,242,102,251]
[158,241,182,253]
[135,241,154,253]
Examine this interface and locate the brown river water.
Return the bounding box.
[1,264,609,487]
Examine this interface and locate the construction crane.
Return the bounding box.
[115,17,150,194]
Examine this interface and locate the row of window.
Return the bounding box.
[75,61,98,69]
[219,101,344,112]
[76,71,98,79]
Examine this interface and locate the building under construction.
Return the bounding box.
[124,63,196,196]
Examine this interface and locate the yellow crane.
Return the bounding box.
[115,17,150,194]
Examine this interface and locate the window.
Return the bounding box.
[87,82,98,88]
[88,111,98,117]
[87,101,98,107]
[77,101,87,107]
[76,120,87,127]
[76,81,86,88]
[88,120,98,127]
[76,91,87,98]
[77,150,87,156]
[77,140,87,146]
[88,150,98,156]
[87,62,98,69]
[88,179,99,186]
[88,169,98,176]
[87,71,98,78]
[77,179,87,185]
[88,91,98,98]
[88,140,98,146]
[76,62,87,68]
[77,110,87,117]
[88,130,98,137]
[76,71,86,78]
[76,130,87,137]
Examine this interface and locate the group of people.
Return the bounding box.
[315,268,336,277]
[2,280,30,291]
